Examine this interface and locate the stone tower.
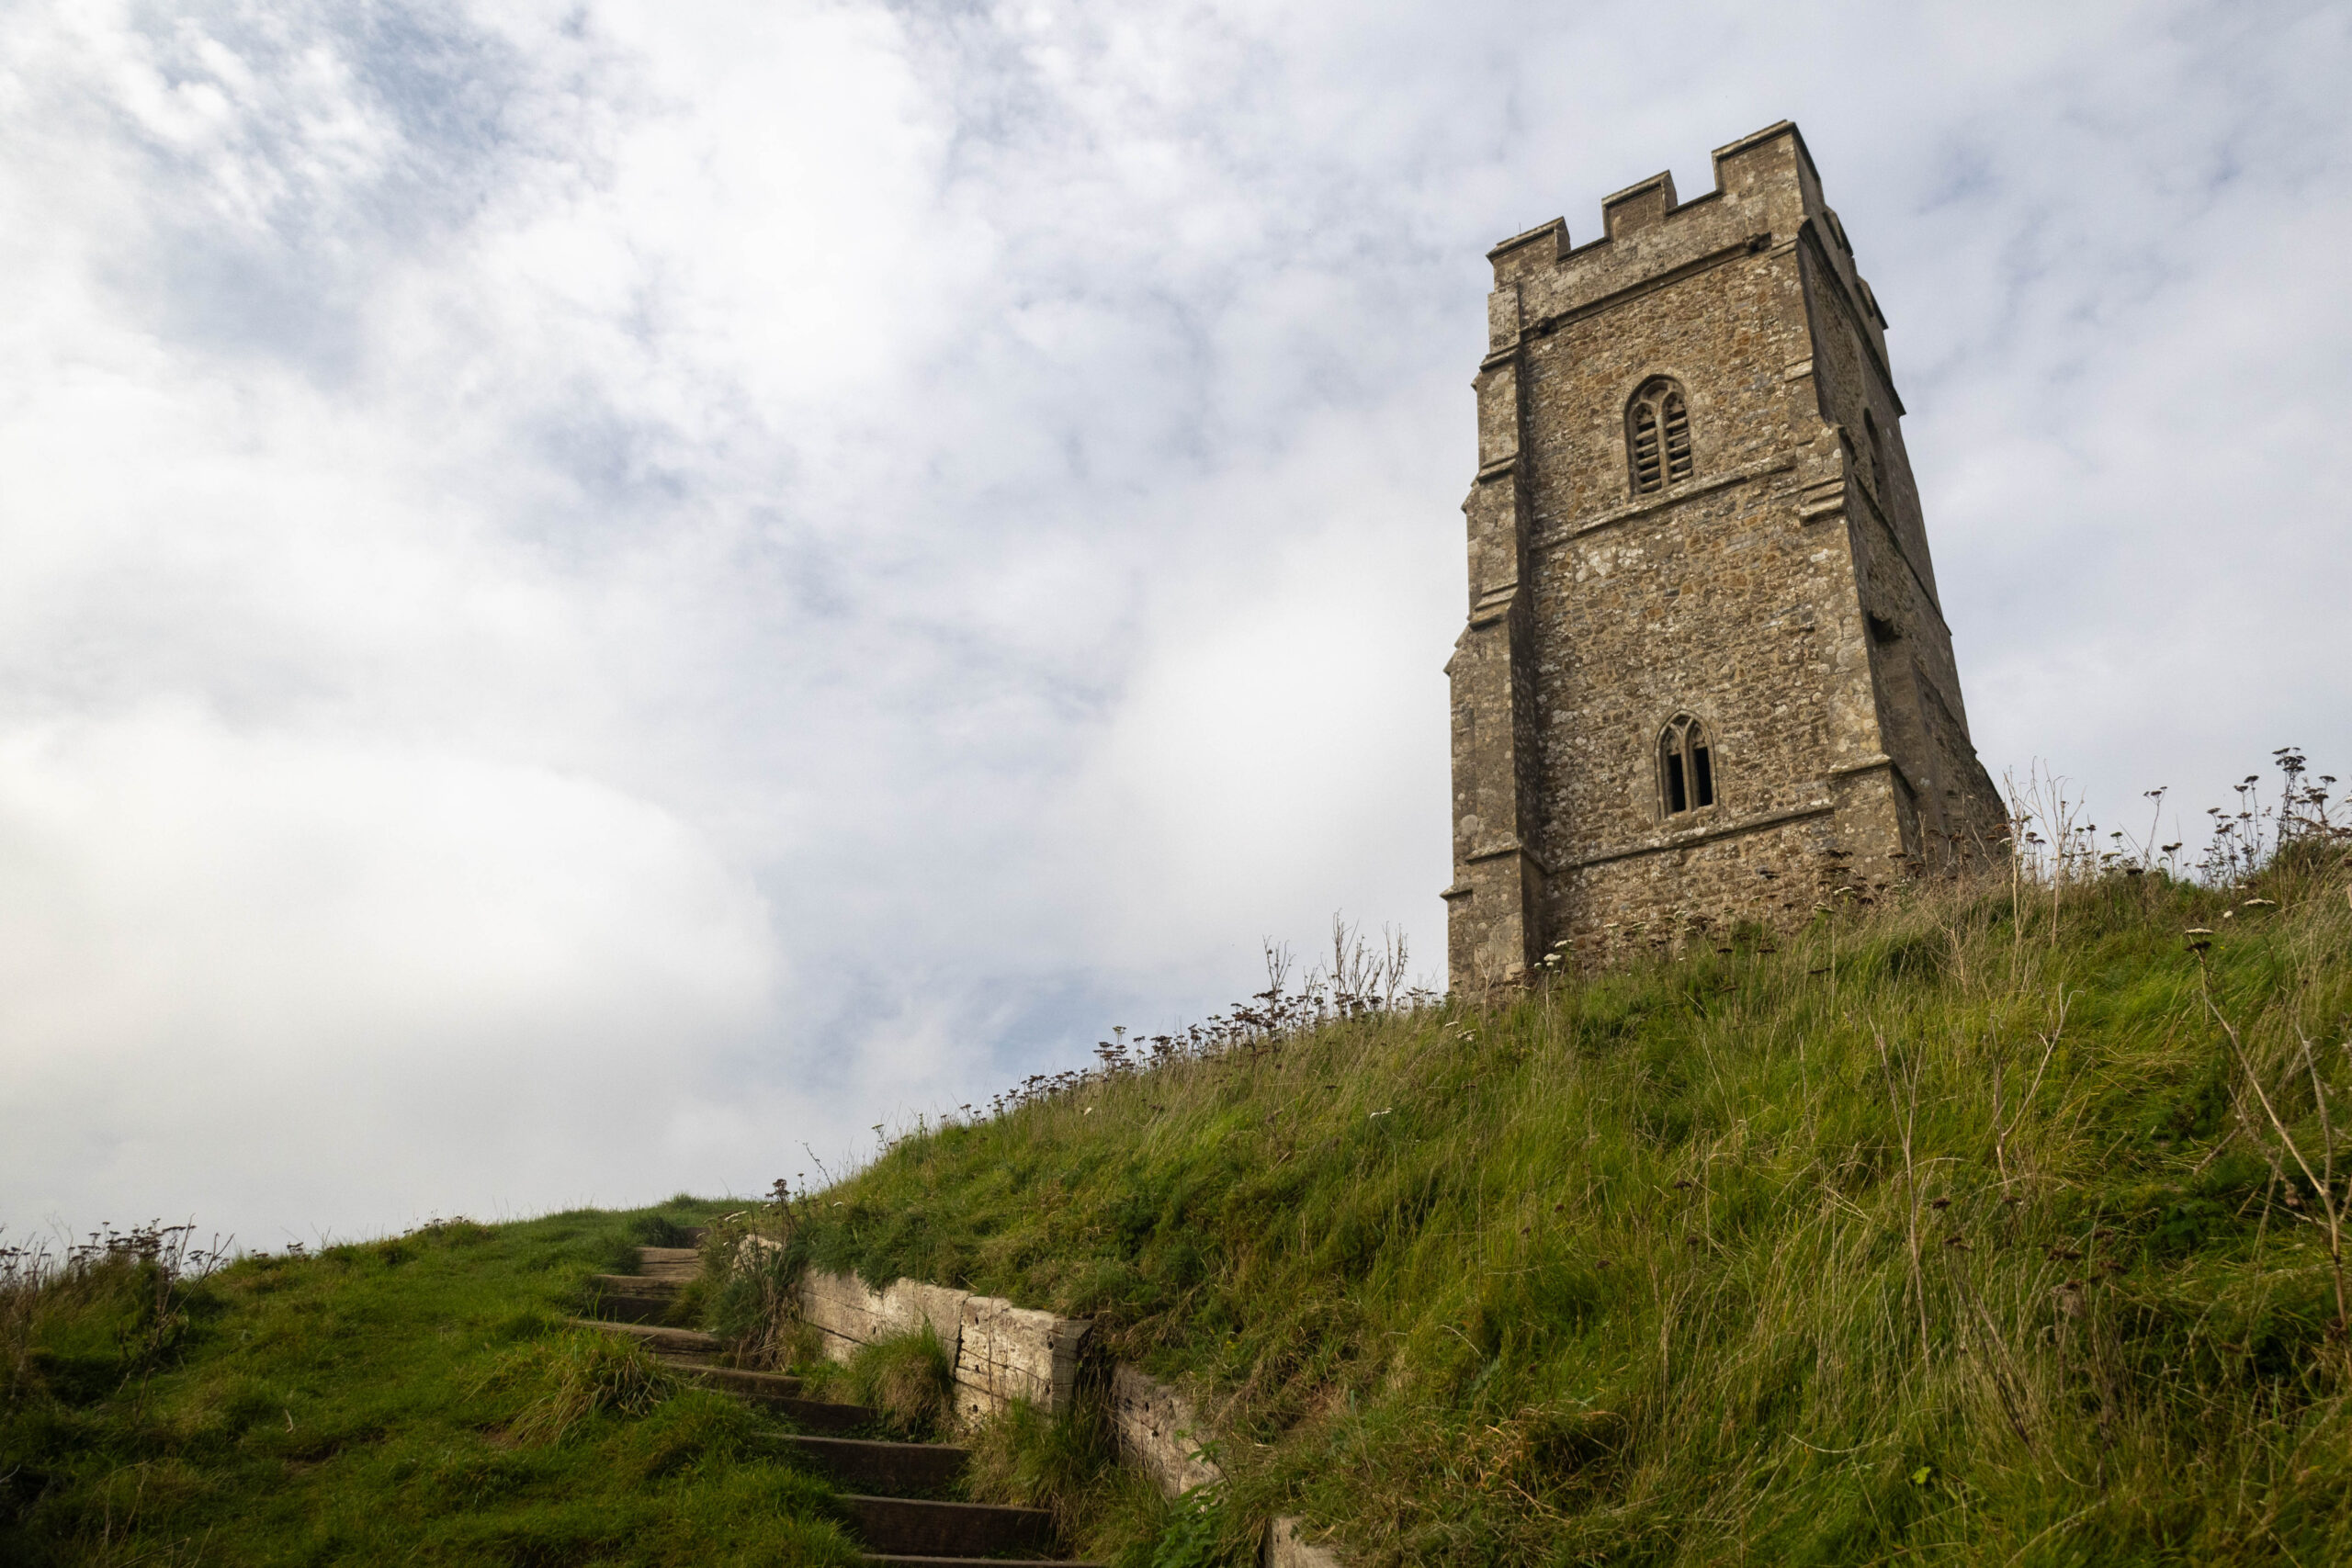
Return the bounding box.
[1443,121,2004,988]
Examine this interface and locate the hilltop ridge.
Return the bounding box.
[752,837,2352,1565]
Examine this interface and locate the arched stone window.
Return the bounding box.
[1862,409,1886,491]
[1627,378,1695,495]
[1658,713,1715,817]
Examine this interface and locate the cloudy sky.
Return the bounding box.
[2,0,2345,1248]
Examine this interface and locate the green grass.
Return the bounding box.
[793,1325,956,1442]
[761,844,2352,1566]
[0,1199,863,1566]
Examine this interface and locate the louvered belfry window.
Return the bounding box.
[1628,378,1695,495]
[1658,713,1715,818]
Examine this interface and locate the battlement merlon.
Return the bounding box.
[1482,121,1891,376]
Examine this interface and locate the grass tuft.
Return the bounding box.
[844,1325,955,1440]
[486,1330,681,1447]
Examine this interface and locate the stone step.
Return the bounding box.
[565,1317,721,1355]
[769,1434,967,1493]
[657,1359,806,1398]
[572,1324,876,1433]
[636,1246,703,1280]
[761,1393,889,1435]
[580,1303,1086,1561]
[582,1288,686,1325]
[590,1272,685,1296]
[591,1295,680,1326]
[567,1246,1092,1564]
[838,1495,1055,1559]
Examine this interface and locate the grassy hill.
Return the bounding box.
[764,842,2352,1565]
[0,1201,868,1566]
[11,811,2349,1566]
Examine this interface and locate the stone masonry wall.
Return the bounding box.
[792,1266,1341,1563]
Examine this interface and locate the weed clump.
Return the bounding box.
[2,1222,224,1414]
[845,1325,955,1440]
[483,1330,680,1446]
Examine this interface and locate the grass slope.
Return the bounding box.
[1,1199,862,1567]
[776,850,2352,1566]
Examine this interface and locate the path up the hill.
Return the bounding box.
[575,1241,1101,1566]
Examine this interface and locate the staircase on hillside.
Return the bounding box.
[576,1238,1100,1566]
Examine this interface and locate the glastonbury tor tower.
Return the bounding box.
[1442,121,2005,989]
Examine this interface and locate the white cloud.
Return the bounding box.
[0,705,775,1244]
[0,0,2346,1243]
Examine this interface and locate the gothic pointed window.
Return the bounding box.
[1658,714,1715,818]
[1628,378,1694,495]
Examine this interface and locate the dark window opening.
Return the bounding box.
[1631,402,1662,491]
[1658,714,1716,818]
[1663,391,1693,482]
[1627,378,1695,496]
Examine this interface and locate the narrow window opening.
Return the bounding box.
[1627,378,1696,496]
[1631,402,1662,493]
[1663,391,1693,482]
[1657,714,1717,818]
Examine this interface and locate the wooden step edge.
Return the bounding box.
[766,1432,969,1493]
[581,1297,694,1326]
[837,1495,1054,1524]
[668,1362,808,1395]
[587,1273,685,1292]
[563,1317,721,1352]
[783,1435,968,1464]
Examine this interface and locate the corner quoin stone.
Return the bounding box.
[1444,120,2006,989]
[951,1294,1091,1424]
